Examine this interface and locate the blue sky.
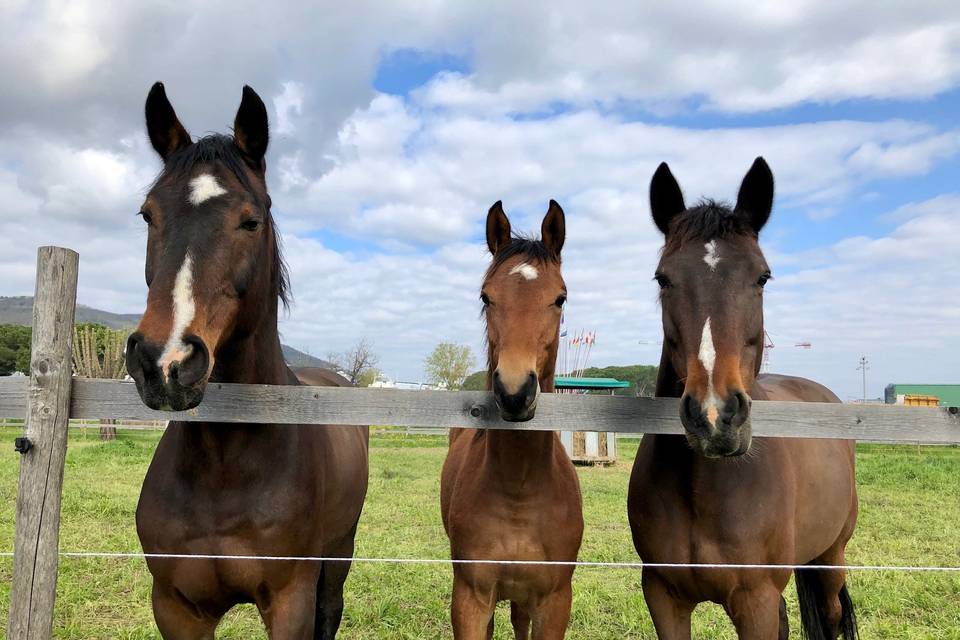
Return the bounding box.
[0,1,957,400]
[359,46,960,268]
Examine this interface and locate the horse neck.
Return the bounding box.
[211,321,288,386]
[211,269,288,386]
[483,343,559,480]
[652,344,698,459]
[181,285,294,460]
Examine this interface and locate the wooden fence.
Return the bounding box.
[3,246,959,639]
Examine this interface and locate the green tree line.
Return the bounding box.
[0,323,129,376]
[461,364,658,396]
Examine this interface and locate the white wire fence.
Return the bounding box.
[1,551,958,573]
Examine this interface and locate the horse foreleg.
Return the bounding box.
[151,581,220,640]
[315,525,359,640]
[641,570,693,640]
[511,600,531,639]
[261,575,320,640]
[314,556,353,640]
[778,595,789,640]
[530,583,573,640]
[451,574,496,640]
[724,584,782,640]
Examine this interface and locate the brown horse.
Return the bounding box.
[440,201,584,639]
[628,159,858,640]
[125,83,368,639]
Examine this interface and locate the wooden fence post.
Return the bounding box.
[7,246,79,640]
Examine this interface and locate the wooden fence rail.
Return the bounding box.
[4,246,960,640]
[2,375,959,443]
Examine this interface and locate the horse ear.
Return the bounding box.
[486,201,511,255]
[541,200,565,257]
[234,85,269,170]
[735,157,774,233]
[650,162,685,235]
[145,82,190,160]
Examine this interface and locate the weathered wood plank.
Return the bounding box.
[8,247,79,640]
[1,376,958,443]
[69,378,960,443]
[0,376,27,418]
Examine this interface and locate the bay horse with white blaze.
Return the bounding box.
[441,201,584,639]
[125,83,368,639]
[628,158,858,639]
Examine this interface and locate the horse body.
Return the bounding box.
[630,376,857,638]
[440,202,583,639]
[128,83,368,639]
[628,159,857,639]
[441,429,582,623]
[138,359,368,637]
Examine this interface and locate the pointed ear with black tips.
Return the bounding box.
[145,82,190,160]
[650,162,686,235]
[735,157,774,233]
[234,85,269,170]
[541,199,565,257]
[486,201,512,255]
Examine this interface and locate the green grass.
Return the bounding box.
[1,428,959,638]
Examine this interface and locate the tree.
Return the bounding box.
[0,325,32,375]
[73,324,129,440]
[461,370,487,391]
[580,364,659,397]
[424,343,474,390]
[356,367,382,388]
[327,337,379,385]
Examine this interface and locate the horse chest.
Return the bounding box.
[137,455,318,548]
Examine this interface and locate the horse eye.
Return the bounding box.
[480,293,490,306]
[654,274,672,289]
[139,211,153,225]
[757,272,772,287]
[240,219,261,232]
[554,295,567,308]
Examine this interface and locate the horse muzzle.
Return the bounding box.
[679,390,753,457]
[125,332,210,411]
[493,370,539,422]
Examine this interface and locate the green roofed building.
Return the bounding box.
[554,376,630,465]
[884,384,960,408]
[555,376,631,391]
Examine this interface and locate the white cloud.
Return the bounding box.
[765,197,960,399]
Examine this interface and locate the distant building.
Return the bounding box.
[369,377,443,391]
[885,384,960,407]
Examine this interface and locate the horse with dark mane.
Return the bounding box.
[440,201,583,639]
[125,82,368,639]
[628,158,858,639]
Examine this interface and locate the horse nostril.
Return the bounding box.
[174,335,210,387]
[125,333,150,380]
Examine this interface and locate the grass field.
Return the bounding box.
[2,426,959,638]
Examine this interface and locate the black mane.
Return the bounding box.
[663,199,754,254]
[159,134,291,309]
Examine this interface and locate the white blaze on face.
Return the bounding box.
[157,254,196,377]
[698,317,721,427]
[510,262,539,280]
[703,240,720,271]
[188,173,227,206]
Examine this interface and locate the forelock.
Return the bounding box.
[662,199,754,256]
[485,235,559,281]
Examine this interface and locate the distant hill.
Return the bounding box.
[0,296,336,370]
[0,296,140,329]
[281,345,338,370]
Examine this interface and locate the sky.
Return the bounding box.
[0,0,958,400]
